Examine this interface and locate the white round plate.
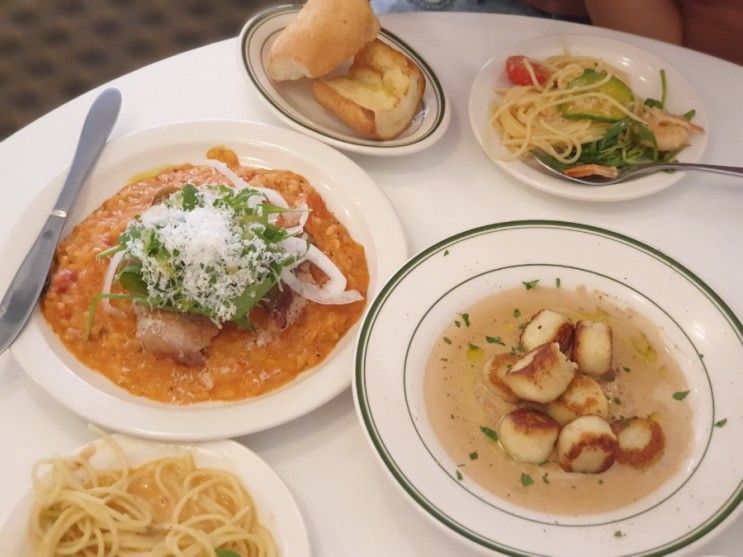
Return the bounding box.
[354,221,741,556]
[0,434,310,557]
[238,4,450,156]
[11,119,408,440]
[468,35,709,202]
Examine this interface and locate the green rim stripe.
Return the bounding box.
[355,220,742,556]
[240,4,446,148]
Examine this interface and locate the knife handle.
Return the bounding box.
[0,213,65,330]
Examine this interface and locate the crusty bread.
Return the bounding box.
[266,0,380,81]
[311,39,425,140]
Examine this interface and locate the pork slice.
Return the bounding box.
[135,308,219,366]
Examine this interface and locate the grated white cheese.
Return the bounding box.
[123,185,290,324]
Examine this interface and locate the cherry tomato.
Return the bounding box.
[505,55,551,86]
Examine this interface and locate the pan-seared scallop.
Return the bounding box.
[573,320,613,376]
[504,342,577,403]
[498,408,560,464]
[546,374,609,425]
[520,309,574,353]
[482,353,520,403]
[612,417,666,469]
[557,415,618,473]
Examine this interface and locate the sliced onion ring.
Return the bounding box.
[278,237,362,304]
[205,159,289,209]
[101,251,126,317]
[280,268,363,305]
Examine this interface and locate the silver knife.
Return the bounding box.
[0,88,122,354]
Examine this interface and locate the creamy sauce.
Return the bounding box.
[425,286,692,515]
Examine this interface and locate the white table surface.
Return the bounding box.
[1,11,741,557]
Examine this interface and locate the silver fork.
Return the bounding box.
[532,151,743,186]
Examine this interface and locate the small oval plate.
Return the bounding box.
[238,3,450,156]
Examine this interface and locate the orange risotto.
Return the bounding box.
[41,149,368,404]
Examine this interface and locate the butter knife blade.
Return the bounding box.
[0,88,121,354]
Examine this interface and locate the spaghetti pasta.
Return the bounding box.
[489,54,703,176]
[30,432,277,557]
[491,55,640,163]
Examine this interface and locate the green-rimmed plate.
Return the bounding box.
[354,221,741,556]
[238,4,450,156]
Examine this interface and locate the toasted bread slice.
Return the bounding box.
[312,39,425,140]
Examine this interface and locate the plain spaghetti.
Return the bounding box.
[30,433,277,557]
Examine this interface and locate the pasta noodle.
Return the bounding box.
[29,432,277,557]
[490,55,644,164]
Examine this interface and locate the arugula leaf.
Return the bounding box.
[180,183,199,210]
[117,264,147,294]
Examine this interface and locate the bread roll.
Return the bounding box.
[266,0,381,81]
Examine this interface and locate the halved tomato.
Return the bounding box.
[505,55,551,86]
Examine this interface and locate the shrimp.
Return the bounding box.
[564,164,619,179]
[639,106,705,152]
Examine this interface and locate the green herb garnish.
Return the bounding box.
[469,451,479,461]
[520,473,534,487]
[485,335,505,345]
[673,390,690,401]
[480,426,498,442]
[513,308,521,319]
[714,418,727,428]
[522,279,539,290]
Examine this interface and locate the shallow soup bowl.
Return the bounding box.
[354,221,742,557]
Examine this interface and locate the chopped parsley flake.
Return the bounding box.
[673,390,690,401]
[622,366,631,373]
[520,473,534,487]
[612,397,622,405]
[486,335,505,345]
[461,313,471,327]
[467,343,484,360]
[456,470,463,480]
[443,249,450,256]
[614,530,625,538]
[454,320,461,328]
[480,426,498,441]
[443,336,452,344]
[469,451,479,461]
[555,277,561,287]
[513,308,521,318]
[714,418,728,428]
[522,279,540,290]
